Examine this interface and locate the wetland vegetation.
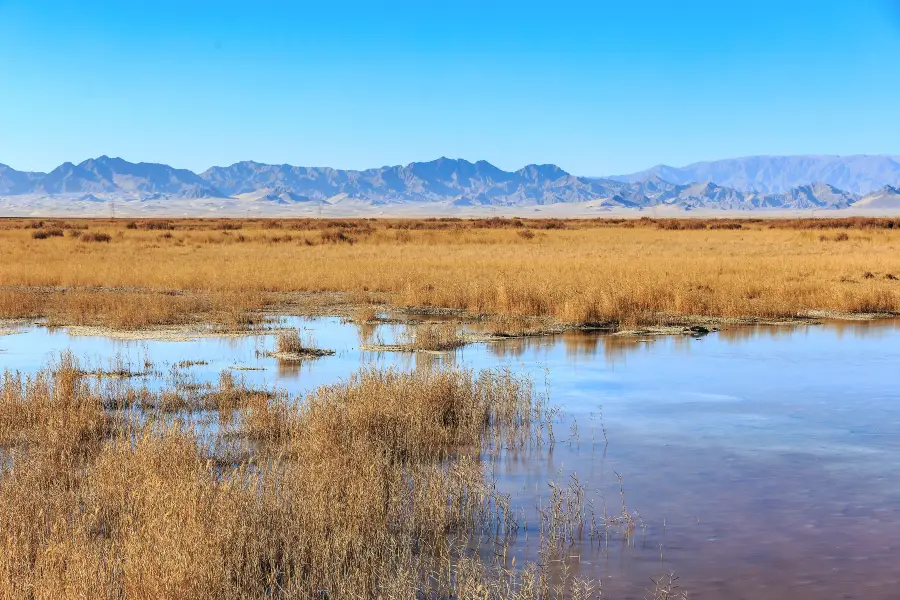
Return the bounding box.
[0,352,651,599]
[2,217,900,599]
[1,217,898,334]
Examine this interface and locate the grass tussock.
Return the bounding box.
[352,304,378,323]
[31,228,64,240]
[80,231,112,243]
[269,328,334,358]
[0,355,625,599]
[400,323,466,351]
[0,217,898,331]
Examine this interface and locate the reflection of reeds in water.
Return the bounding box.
[274,357,318,379]
[0,352,653,599]
[601,335,655,364]
[716,324,798,344]
[355,321,377,346]
[486,331,631,363]
[717,320,900,344]
[563,331,601,358]
[486,336,532,359]
[414,347,457,372]
[487,335,557,360]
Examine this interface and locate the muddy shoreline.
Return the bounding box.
[5,306,895,346]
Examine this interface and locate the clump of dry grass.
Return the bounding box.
[80,231,112,243]
[31,228,64,240]
[268,329,334,359]
[276,328,309,353]
[214,221,242,231]
[399,323,466,351]
[352,304,378,323]
[320,229,356,244]
[708,222,742,230]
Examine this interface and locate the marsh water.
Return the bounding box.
[2,317,900,599]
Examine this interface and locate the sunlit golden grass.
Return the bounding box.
[0,354,623,599]
[0,289,272,330]
[1,217,899,330]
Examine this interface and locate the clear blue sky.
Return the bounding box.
[1,0,899,175]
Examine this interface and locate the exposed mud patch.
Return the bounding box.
[803,309,897,321]
[60,324,270,341]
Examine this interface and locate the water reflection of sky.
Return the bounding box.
[2,318,900,599]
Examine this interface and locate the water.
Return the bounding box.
[3,318,900,599]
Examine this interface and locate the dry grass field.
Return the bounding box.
[0,353,633,599]
[1,217,899,331]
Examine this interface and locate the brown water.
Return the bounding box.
[3,318,900,598]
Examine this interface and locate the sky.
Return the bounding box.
[1,0,899,176]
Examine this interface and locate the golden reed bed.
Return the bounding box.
[0,354,633,599]
[1,217,899,330]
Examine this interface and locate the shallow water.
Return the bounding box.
[3,318,900,599]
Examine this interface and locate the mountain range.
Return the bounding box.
[610,155,900,195]
[2,155,900,211]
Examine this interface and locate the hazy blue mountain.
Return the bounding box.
[607,179,857,210]
[854,185,900,209]
[610,155,900,194]
[37,156,223,198]
[0,163,45,195]
[201,157,626,205]
[38,161,119,194]
[198,156,869,208]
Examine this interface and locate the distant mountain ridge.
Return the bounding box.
[610,155,900,195]
[1,155,899,211]
[0,164,45,195]
[200,158,607,205]
[34,156,224,198]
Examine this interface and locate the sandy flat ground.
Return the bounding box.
[3,194,900,218]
